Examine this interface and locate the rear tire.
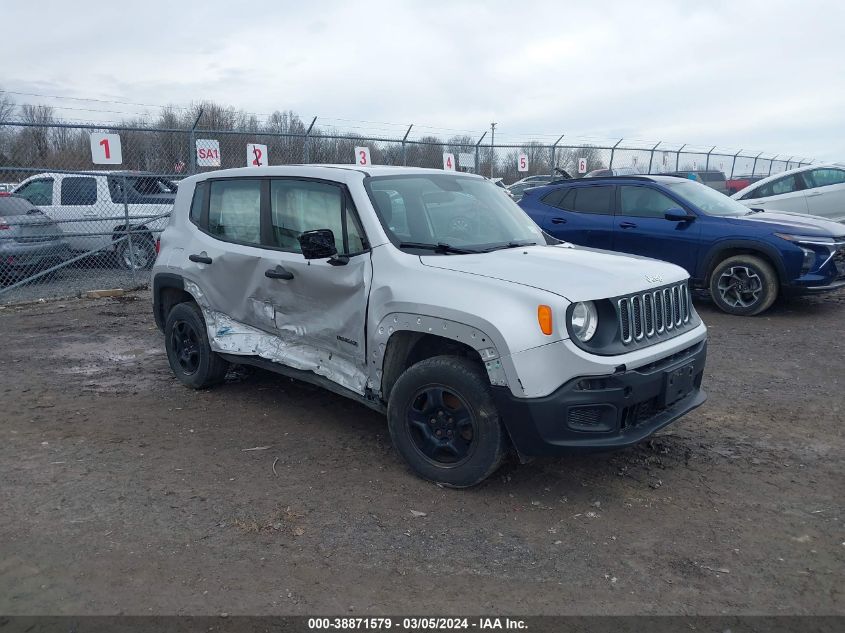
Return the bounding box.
[115,233,156,271]
[709,254,778,316]
[387,355,507,487]
[164,302,229,389]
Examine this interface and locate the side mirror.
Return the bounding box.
[298,229,338,260]
[664,208,695,222]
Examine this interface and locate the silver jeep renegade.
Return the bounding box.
[152,165,707,487]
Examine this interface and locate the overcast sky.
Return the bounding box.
[2,0,843,161]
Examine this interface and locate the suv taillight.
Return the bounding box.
[155,238,160,254]
[0,222,10,230]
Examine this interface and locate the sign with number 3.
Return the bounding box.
[90,133,122,165]
[354,146,371,166]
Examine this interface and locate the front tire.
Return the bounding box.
[387,356,507,487]
[164,302,229,389]
[709,254,778,316]
[115,233,156,271]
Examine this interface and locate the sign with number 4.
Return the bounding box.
[354,146,371,166]
[518,153,528,172]
[247,143,268,167]
[443,153,455,171]
[578,157,588,174]
[90,133,122,165]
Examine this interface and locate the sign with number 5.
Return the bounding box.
[443,153,455,171]
[90,133,122,165]
[354,146,371,166]
[518,153,528,172]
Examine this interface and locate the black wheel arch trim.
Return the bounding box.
[153,273,186,332]
[701,239,786,285]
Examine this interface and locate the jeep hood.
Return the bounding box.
[725,210,845,236]
[419,244,687,302]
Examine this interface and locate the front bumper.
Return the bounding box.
[492,340,707,456]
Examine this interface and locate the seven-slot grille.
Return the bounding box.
[618,282,691,344]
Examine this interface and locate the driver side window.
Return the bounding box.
[619,186,677,218]
[15,178,54,205]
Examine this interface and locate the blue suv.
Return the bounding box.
[519,175,845,315]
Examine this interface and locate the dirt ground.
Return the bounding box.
[1,289,843,616]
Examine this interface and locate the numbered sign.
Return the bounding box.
[443,152,455,171]
[196,139,221,167]
[577,157,587,174]
[247,143,268,167]
[518,153,528,172]
[90,133,122,165]
[354,146,371,166]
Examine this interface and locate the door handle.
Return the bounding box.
[550,217,567,224]
[807,191,822,196]
[188,253,212,264]
[619,221,638,229]
[265,265,294,280]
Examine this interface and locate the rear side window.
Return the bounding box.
[208,179,261,245]
[804,168,845,188]
[752,175,803,198]
[189,182,207,224]
[0,196,36,216]
[554,186,613,215]
[15,178,54,205]
[619,186,678,218]
[61,177,97,205]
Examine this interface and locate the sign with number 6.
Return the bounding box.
[443,153,455,171]
[518,153,528,172]
[90,133,122,165]
[577,157,588,174]
[354,146,371,166]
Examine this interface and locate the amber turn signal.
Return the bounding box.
[537,305,553,335]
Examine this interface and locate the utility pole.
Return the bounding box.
[489,122,496,178]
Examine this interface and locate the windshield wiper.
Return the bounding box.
[398,241,480,255]
[481,240,540,252]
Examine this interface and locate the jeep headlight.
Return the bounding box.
[570,301,598,342]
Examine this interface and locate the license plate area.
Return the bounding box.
[662,361,696,407]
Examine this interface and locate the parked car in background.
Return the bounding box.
[0,183,16,195]
[726,174,765,195]
[0,195,70,284]
[662,170,728,194]
[510,175,555,187]
[519,175,845,315]
[153,165,707,487]
[507,180,550,202]
[13,171,177,269]
[732,164,845,223]
[585,167,639,178]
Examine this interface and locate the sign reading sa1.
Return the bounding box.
[577,157,588,174]
[90,133,122,165]
[247,143,268,167]
[443,153,455,171]
[196,139,221,167]
[518,153,528,172]
[354,146,372,166]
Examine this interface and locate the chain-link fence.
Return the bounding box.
[0,120,814,304]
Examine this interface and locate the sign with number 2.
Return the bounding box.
[90,133,122,165]
[354,146,371,166]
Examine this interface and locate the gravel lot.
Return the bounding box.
[1,289,843,615]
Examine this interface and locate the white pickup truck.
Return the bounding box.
[152,165,708,487]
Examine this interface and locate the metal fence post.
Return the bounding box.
[705,146,716,170]
[730,149,742,179]
[785,155,794,170]
[122,175,138,286]
[188,108,203,175]
[752,151,763,175]
[489,123,496,178]
[675,144,686,171]
[474,131,487,174]
[401,124,413,166]
[550,134,564,177]
[302,116,317,164]
[768,155,779,176]
[647,141,661,174]
[609,139,622,170]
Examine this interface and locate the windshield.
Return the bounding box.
[367,175,545,252]
[663,179,751,216]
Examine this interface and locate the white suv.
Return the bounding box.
[152,165,708,487]
[14,171,177,269]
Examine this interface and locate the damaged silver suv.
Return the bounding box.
[152,166,708,487]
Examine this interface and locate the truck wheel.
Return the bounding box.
[709,254,778,316]
[115,234,156,271]
[164,302,229,389]
[387,355,507,488]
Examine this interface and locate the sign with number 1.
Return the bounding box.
[196,139,221,167]
[90,133,122,165]
[354,146,371,166]
[443,153,455,171]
